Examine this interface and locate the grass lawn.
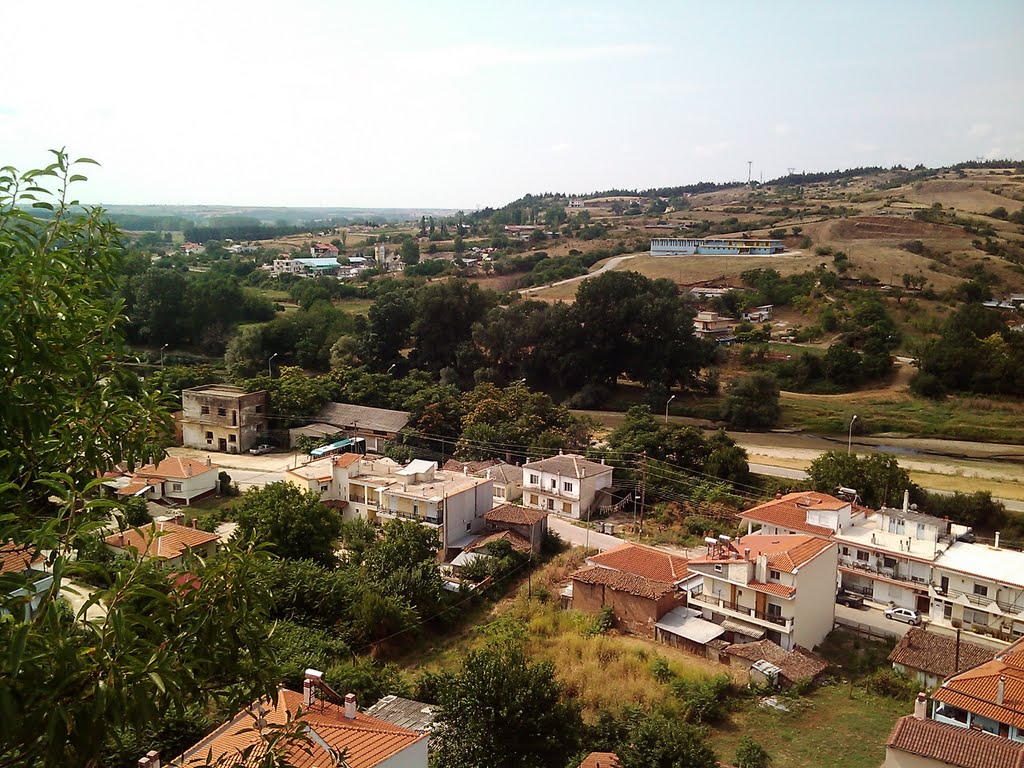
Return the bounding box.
[333,297,374,315]
[246,286,291,302]
[707,683,906,768]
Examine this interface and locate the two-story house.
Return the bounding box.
[739,490,865,538]
[180,384,268,454]
[521,453,613,519]
[443,459,524,504]
[884,637,1024,768]
[108,456,221,506]
[105,515,219,569]
[688,534,838,651]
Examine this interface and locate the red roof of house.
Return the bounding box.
[0,541,43,575]
[134,457,219,480]
[587,542,690,583]
[174,688,425,768]
[578,753,619,768]
[333,453,363,469]
[889,628,994,679]
[571,564,676,600]
[886,715,1024,768]
[738,491,848,537]
[932,638,1024,729]
[466,530,533,554]
[442,458,500,474]
[105,521,219,561]
[485,504,548,526]
[690,534,834,574]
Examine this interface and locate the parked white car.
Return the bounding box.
[884,607,922,625]
[248,444,273,455]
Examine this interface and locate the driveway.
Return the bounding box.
[547,515,624,551]
[834,603,1008,651]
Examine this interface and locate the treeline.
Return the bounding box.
[184,220,318,243]
[913,303,1024,397]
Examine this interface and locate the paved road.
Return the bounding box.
[519,254,637,295]
[224,468,287,492]
[835,603,1009,651]
[548,515,624,551]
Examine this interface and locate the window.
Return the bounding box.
[563,481,574,493]
[973,584,989,597]
[883,557,897,569]
[201,405,210,415]
[495,487,505,498]
[766,603,782,618]
[171,483,182,492]
[714,564,723,573]
[856,550,869,562]
[228,434,236,443]
[549,479,556,489]
[255,405,263,413]
[769,569,781,581]
[841,546,850,556]
[888,517,905,535]
[319,485,328,493]
[562,502,572,514]
[205,431,213,440]
[217,407,226,417]
[529,474,539,485]
[917,523,927,539]
[963,608,986,627]
[529,494,538,505]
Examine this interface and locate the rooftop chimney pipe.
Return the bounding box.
[146,751,161,768]
[913,692,927,720]
[998,675,1006,705]
[345,692,357,719]
[995,532,1001,549]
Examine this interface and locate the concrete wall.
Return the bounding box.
[522,468,612,519]
[792,542,838,650]
[883,745,948,768]
[181,389,267,453]
[440,480,493,548]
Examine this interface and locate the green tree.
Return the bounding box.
[453,235,466,254]
[0,153,279,768]
[720,373,781,428]
[119,496,151,527]
[431,640,583,768]
[808,450,914,508]
[234,482,342,565]
[735,736,771,768]
[617,714,718,768]
[400,237,420,265]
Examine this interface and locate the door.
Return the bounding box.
[218,438,227,451]
[917,594,930,613]
[940,576,949,593]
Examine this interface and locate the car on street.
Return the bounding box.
[248,444,273,455]
[884,607,921,625]
[836,591,865,608]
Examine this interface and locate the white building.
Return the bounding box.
[929,538,1024,639]
[107,456,221,506]
[688,534,838,651]
[521,453,613,519]
[286,455,493,550]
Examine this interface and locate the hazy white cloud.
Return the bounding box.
[774,122,792,136]
[693,141,730,158]
[968,122,994,138]
[550,142,574,153]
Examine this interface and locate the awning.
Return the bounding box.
[656,607,725,645]
[721,619,766,639]
[451,550,491,568]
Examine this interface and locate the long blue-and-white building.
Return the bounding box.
[650,237,784,256]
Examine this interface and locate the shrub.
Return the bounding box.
[864,668,918,701]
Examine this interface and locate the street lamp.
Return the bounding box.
[848,414,858,454]
[268,352,279,378]
[665,394,676,425]
[386,363,397,375]
[160,343,169,367]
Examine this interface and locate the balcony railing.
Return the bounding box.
[692,592,791,628]
[941,587,1024,615]
[839,559,928,586]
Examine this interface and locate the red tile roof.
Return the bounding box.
[747,579,796,598]
[886,715,1024,768]
[889,628,994,679]
[333,453,363,469]
[932,638,1024,729]
[485,504,548,526]
[105,521,219,561]
[739,491,847,537]
[442,458,500,474]
[135,457,219,480]
[174,689,425,768]
[578,753,619,768]
[690,534,834,574]
[523,454,611,479]
[587,542,690,583]
[0,541,43,575]
[571,564,676,600]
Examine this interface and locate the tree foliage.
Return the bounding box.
[430,640,583,768]
[720,373,781,429]
[234,482,342,565]
[616,714,718,768]
[808,450,913,508]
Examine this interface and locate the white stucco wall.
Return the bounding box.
[792,542,838,650]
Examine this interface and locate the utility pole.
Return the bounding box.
[638,451,647,539]
[747,160,753,186]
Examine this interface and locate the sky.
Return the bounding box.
[3,0,1023,209]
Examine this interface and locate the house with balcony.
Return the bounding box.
[834,506,965,613]
[884,637,1024,768]
[687,534,837,651]
[929,537,1024,640]
[442,459,524,503]
[287,454,492,551]
[521,453,613,520]
[692,311,737,345]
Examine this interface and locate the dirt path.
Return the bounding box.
[518,254,637,296]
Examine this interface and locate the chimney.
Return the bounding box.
[146,751,160,768]
[303,668,323,707]
[775,491,783,500]
[118,534,125,547]
[344,692,357,719]
[206,456,212,467]
[137,759,150,768]
[464,466,468,475]
[191,518,198,529]
[743,548,751,561]
[995,532,1000,549]
[998,675,1006,705]
[903,489,910,514]
[913,692,928,720]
